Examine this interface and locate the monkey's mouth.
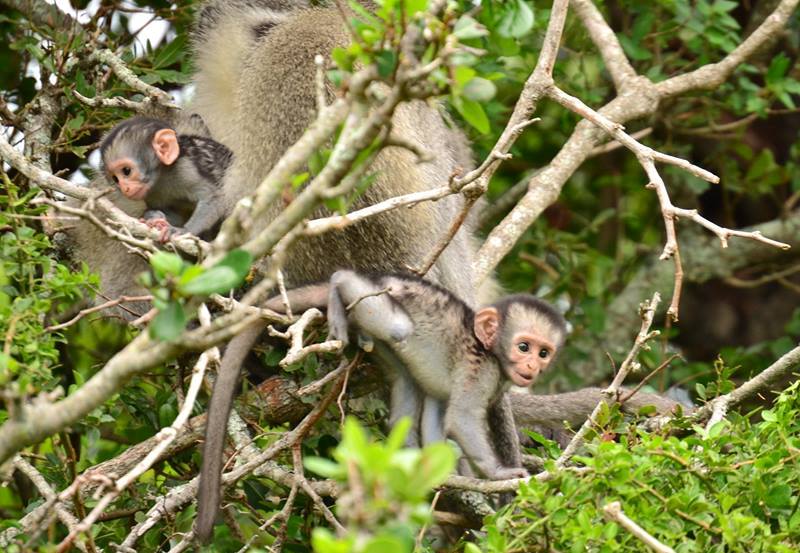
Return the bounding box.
[127,185,149,200]
[510,370,537,387]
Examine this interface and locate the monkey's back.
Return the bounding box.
[378,275,502,399]
[192,2,479,304]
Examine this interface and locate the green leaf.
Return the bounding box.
[179,266,239,296]
[179,250,252,296]
[150,252,185,280]
[177,265,204,287]
[376,50,397,78]
[416,442,457,488]
[311,528,352,553]
[341,417,370,460]
[453,66,476,87]
[158,402,177,427]
[767,52,790,85]
[551,508,569,526]
[619,35,653,61]
[64,114,85,134]
[149,301,187,341]
[386,416,411,452]
[363,535,406,553]
[304,456,346,479]
[152,68,192,85]
[765,484,793,510]
[217,249,253,278]
[637,405,657,416]
[760,409,777,422]
[454,15,488,40]
[497,0,535,39]
[292,172,310,189]
[464,544,483,553]
[453,96,490,134]
[331,46,353,72]
[463,77,497,102]
[153,35,186,69]
[404,0,427,18]
[706,419,727,438]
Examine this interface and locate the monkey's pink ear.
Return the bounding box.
[152,129,179,166]
[474,307,500,349]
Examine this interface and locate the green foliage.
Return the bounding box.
[307,417,457,553]
[1,0,799,550]
[143,249,253,341]
[482,382,800,552]
[0,179,97,394]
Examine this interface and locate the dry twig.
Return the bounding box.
[56,304,219,551]
[556,292,661,468]
[268,308,343,367]
[603,501,675,553]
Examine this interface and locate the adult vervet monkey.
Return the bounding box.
[191,0,486,541]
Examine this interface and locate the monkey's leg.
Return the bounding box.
[183,198,226,237]
[390,375,424,448]
[328,270,413,345]
[196,320,265,543]
[445,378,527,481]
[420,396,446,444]
[373,343,424,447]
[487,395,524,472]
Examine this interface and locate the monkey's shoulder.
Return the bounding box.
[379,273,473,325]
[177,134,233,185]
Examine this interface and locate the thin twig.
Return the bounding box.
[618,354,682,405]
[276,269,293,319]
[55,304,218,551]
[45,295,152,332]
[603,501,675,553]
[725,263,800,288]
[268,308,343,367]
[645,344,800,432]
[292,445,345,534]
[415,197,477,276]
[12,456,91,553]
[556,293,661,468]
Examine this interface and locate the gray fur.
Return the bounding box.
[100,115,232,238]
[311,271,567,480]
[193,1,486,541]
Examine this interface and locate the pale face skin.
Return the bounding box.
[104,128,179,201]
[474,306,561,388]
[505,331,557,386]
[106,157,149,200]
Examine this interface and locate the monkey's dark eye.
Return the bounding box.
[111,175,119,184]
[517,342,530,353]
[539,349,550,359]
[122,166,132,176]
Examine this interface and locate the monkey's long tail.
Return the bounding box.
[196,321,265,542]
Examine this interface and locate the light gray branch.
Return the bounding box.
[475,0,799,284]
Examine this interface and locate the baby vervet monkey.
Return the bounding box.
[99,115,233,241]
[320,271,567,471]
[307,271,567,477]
[197,270,567,539]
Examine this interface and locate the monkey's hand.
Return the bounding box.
[490,466,529,481]
[141,209,177,244]
[142,218,172,243]
[141,210,184,243]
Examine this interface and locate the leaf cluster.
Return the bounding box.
[481,382,800,552]
[307,417,457,553]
